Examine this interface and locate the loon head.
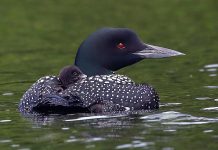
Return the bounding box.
[59,65,87,88]
[75,28,184,76]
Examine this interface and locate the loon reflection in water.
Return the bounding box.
[19,28,184,115]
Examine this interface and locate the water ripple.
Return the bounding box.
[204,64,218,68]
[195,97,212,100]
[160,103,182,107]
[204,86,218,89]
[65,136,105,143]
[209,74,217,77]
[162,147,174,150]
[86,137,105,143]
[0,139,12,143]
[116,141,154,149]
[203,130,213,133]
[2,92,14,96]
[65,139,79,143]
[11,144,20,148]
[140,111,218,125]
[162,121,209,125]
[64,115,125,122]
[207,68,217,72]
[199,64,218,77]
[202,107,218,111]
[61,127,70,130]
[0,120,11,123]
[17,148,30,150]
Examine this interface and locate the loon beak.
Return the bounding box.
[133,43,185,58]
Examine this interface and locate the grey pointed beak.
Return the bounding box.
[133,43,185,58]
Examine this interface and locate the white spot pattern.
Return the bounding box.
[19,74,159,114]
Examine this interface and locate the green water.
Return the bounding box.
[0,0,218,149]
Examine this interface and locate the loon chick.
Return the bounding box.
[59,65,87,88]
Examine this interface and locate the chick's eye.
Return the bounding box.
[117,42,126,49]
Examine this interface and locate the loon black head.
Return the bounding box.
[59,65,87,88]
[75,28,184,76]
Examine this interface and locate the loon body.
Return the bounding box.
[19,28,184,114]
[60,74,159,111]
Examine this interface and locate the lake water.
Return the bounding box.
[1,63,218,150]
[0,0,218,150]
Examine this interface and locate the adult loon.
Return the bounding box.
[19,28,184,114]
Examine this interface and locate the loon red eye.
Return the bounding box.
[117,42,126,49]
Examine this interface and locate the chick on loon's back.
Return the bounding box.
[19,66,87,114]
[19,66,137,114]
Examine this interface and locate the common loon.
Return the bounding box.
[19,28,184,114]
